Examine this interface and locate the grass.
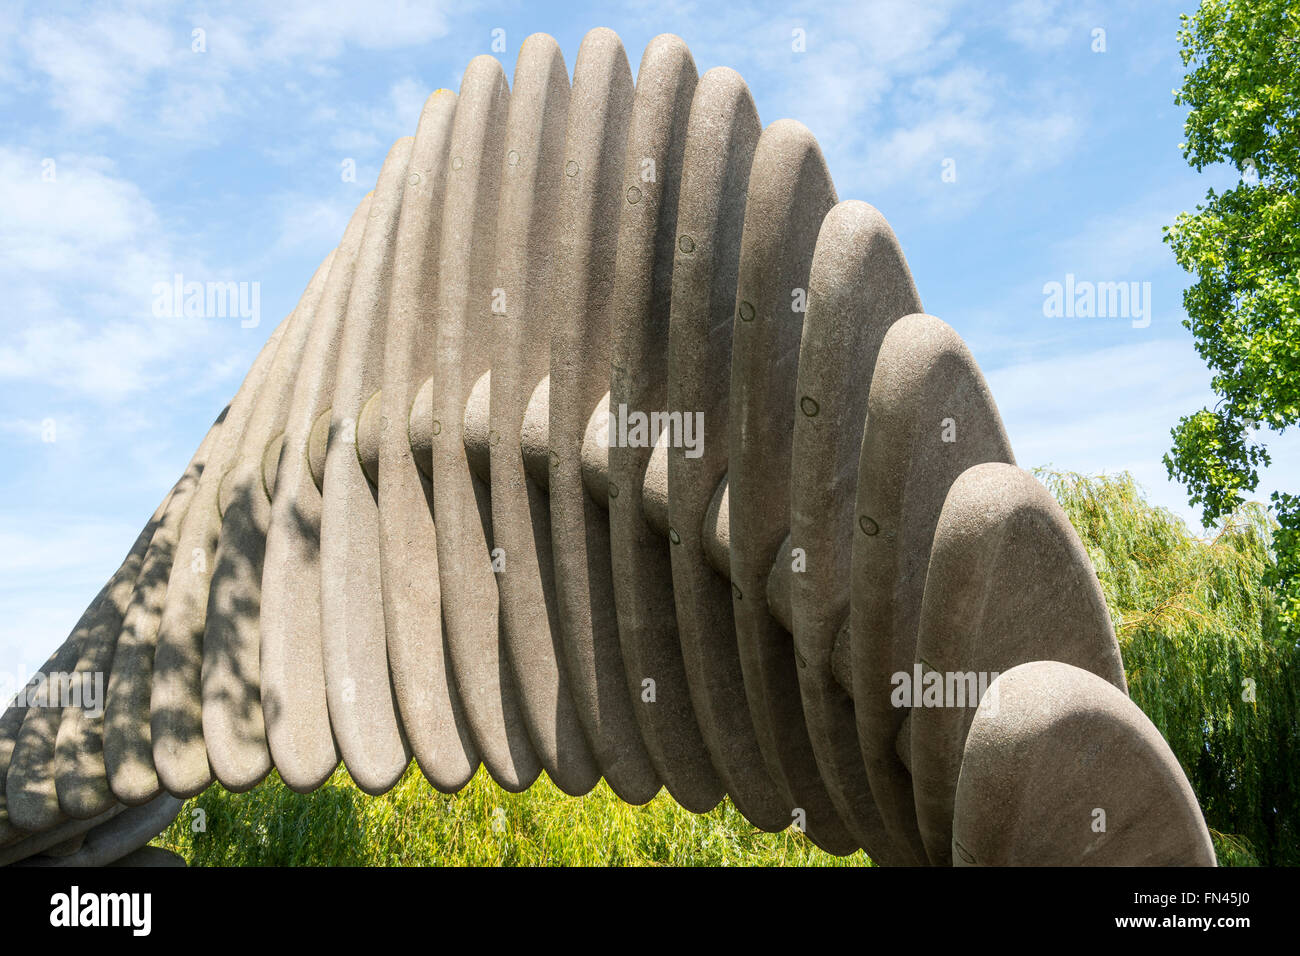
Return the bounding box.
[153,764,869,866]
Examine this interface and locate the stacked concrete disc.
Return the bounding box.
[0,29,1215,866]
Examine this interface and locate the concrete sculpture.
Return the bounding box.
[0,29,1216,867]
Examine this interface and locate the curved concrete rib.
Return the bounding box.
[104,408,230,806]
[547,28,662,805]
[664,66,762,812]
[911,463,1127,864]
[260,196,373,793]
[952,662,1216,866]
[151,315,296,797]
[0,626,84,842]
[489,35,600,796]
[0,805,121,866]
[667,67,832,839]
[12,491,174,831]
[320,138,414,796]
[851,313,1016,864]
[728,120,838,836]
[1,583,113,840]
[1,29,1216,868]
[789,200,924,860]
[431,55,541,793]
[59,482,194,822]
[204,251,335,792]
[12,793,183,867]
[379,90,479,793]
[609,34,736,820]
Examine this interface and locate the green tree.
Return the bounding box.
[1041,471,1299,866]
[1163,0,1300,632]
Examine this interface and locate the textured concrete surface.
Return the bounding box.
[202,252,335,794]
[152,317,295,798]
[431,55,541,794]
[379,89,479,795]
[104,404,233,806]
[320,137,413,796]
[546,29,661,806]
[790,200,924,861]
[729,119,844,843]
[259,198,372,794]
[609,34,734,820]
[851,313,1016,864]
[489,34,600,796]
[11,794,183,867]
[0,29,1215,867]
[911,463,1127,864]
[952,662,1216,866]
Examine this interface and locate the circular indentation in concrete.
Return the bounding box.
[565,160,579,177]
[626,186,641,205]
[408,172,421,186]
[800,395,820,417]
[668,527,681,545]
[507,149,520,167]
[678,235,695,254]
[859,515,879,536]
[608,481,620,499]
[738,301,756,322]
[795,648,808,669]
[452,156,464,170]
[731,582,743,601]
[431,419,442,437]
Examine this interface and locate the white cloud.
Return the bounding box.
[154,80,237,143]
[0,146,219,399]
[653,0,1083,211]
[846,67,1079,211]
[0,317,216,401]
[1003,0,1103,50]
[0,149,161,282]
[14,1,460,138]
[1005,0,1072,48]
[267,192,359,257]
[22,11,176,126]
[389,76,433,133]
[258,0,455,61]
[0,416,61,442]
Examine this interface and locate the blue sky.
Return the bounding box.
[1,0,1296,686]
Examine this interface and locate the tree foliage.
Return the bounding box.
[1163,0,1300,632]
[1043,470,1299,865]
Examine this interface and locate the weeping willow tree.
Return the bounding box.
[1040,469,1300,865]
